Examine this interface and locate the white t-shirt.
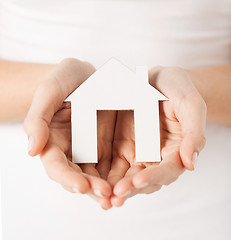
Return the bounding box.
[0,0,231,239]
[1,0,231,68]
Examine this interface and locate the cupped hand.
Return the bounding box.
[24,58,115,209]
[109,66,207,207]
[24,61,207,210]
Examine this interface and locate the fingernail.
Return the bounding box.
[93,189,103,198]
[27,136,34,153]
[192,152,198,169]
[136,182,148,189]
[72,187,80,193]
[121,190,131,197]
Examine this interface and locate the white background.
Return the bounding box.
[0,0,231,239]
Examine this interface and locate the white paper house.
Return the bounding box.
[66,57,167,164]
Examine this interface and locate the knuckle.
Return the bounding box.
[60,58,95,73]
[60,58,95,82]
[60,57,81,66]
[82,61,96,73]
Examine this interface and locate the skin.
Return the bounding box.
[0,58,230,209]
[0,60,55,122]
[24,61,207,209]
[109,67,207,207]
[40,102,116,209]
[187,64,231,125]
[23,58,115,209]
[1,59,231,124]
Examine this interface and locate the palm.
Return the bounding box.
[26,62,206,209]
[43,101,185,208]
[40,103,116,209]
[47,103,72,162]
[108,102,185,206]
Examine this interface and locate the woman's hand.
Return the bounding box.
[24,58,115,209]
[108,66,207,207]
[24,61,207,209]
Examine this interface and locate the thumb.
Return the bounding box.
[148,66,207,171]
[24,80,64,156]
[24,116,50,157]
[180,132,206,171]
[179,97,207,171]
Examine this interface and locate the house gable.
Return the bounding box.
[66,57,167,105]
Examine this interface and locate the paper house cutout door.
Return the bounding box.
[66,57,167,164]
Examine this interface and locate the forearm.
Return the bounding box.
[187,64,231,125]
[0,60,55,122]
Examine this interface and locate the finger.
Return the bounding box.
[80,163,112,198]
[24,59,95,156]
[40,143,90,193]
[96,110,117,179]
[87,192,112,210]
[62,181,112,209]
[179,96,207,170]
[69,161,112,209]
[111,183,162,207]
[113,164,144,198]
[110,195,127,207]
[107,156,130,187]
[132,151,185,188]
[127,184,162,198]
[108,110,135,188]
[111,184,162,207]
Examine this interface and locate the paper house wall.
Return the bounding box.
[66,57,167,164]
